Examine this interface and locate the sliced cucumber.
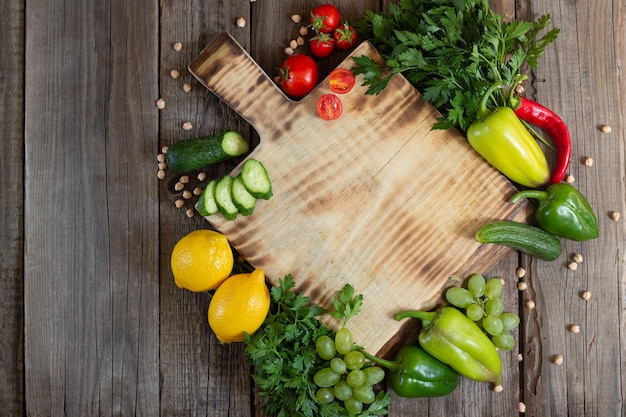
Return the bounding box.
[231,175,257,216]
[165,131,249,173]
[196,179,218,216]
[214,175,239,220]
[241,158,273,200]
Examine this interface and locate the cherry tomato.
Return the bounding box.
[316,94,343,121]
[310,4,340,33]
[328,68,356,94]
[277,54,319,98]
[309,32,335,58]
[332,22,358,50]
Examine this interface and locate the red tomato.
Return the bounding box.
[316,94,343,120]
[328,68,356,94]
[333,23,358,50]
[277,54,319,98]
[309,32,335,58]
[310,4,340,33]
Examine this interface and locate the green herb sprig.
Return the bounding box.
[351,0,560,132]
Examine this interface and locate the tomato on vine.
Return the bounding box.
[333,22,358,50]
[310,4,340,33]
[277,54,319,98]
[309,32,335,58]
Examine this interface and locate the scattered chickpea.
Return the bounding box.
[499,278,505,285]
[197,172,207,182]
[583,156,594,167]
[600,124,612,133]
[581,290,592,301]
[193,187,203,196]
[291,14,302,24]
[179,175,189,184]
[161,145,169,154]
[610,211,620,221]
[565,174,575,184]
[289,39,298,50]
[517,281,528,291]
[157,153,166,163]
[516,267,526,278]
[174,199,185,209]
[185,209,195,218]
[250,0,256,2]
[174,182,184,191]
[299,26,309,36]
[157,162,167,170]
[518,353,524,362]
[170,69,181,79]
[182,122,193,130]
[552,355,564,365]
[297,36,305,46]
[182,190,192,200]
[173,42,183,51]
[236,17,246,28]
[572,253,583,263]
[284,47,294,56]
[525,300,536,309]
[519,402,527,413]
[155,98,166,109]
[567,262,578,271]
[183,83,192,93]
[569,324,580,334]
[157,169,166,180]
[493,385,503,393]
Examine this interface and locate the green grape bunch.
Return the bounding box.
[445,274,520,350]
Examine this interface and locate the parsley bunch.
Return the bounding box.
[351,0,560,132]
[244,275,390,417]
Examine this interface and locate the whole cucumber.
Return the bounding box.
[475,220,562,261]
[165,131,249,173]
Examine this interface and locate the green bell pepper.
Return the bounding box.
[361,344,458,398]
[467,83,550,188]
[396,307,502,385]
[511,183,598,241]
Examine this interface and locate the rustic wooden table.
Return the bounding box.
[1,0,624,416]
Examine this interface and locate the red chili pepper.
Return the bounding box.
[511,96,571,184]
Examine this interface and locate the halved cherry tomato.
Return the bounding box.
[316,94,343,120]
[310,32,335,58]
[332,23,358,50]
[277,54,319,98]
[328,68,356,94]
[310,4,340,34]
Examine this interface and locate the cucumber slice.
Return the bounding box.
[196,179,218,216]
[241,159,273,200]
[215,175,239,220]
[231,175,257,216]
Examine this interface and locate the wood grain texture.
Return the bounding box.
[0,0,25,415]
[189,33,534,356]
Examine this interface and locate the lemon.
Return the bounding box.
[171,229,234,292]
[208,269,270,343]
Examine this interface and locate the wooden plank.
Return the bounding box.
[0,0,25,415]
[520,0,626,415]
[157,1,254,416]
[23,0,160,415]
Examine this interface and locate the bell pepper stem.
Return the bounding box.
[511,189,549,204]
[476,82,505,120]
[358,348,399,372]
[395,310,438,328]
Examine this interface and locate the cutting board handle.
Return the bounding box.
[189,32,295,135]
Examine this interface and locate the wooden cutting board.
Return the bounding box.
[189,32,533,356]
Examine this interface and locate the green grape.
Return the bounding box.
[335,328,353,355]
[344,351,365,371]
[466,303,485,321]
[467,274,486,298]
[344,397,364,414]
[353,384,376,404]
[333,380,353,401]
[346,369,366,387]
[482,315,504,336]
[330,357,347,374]
[313,367,341,387]
[363,366,385,385]
[484,278,503,299]
[493,332,516,350]
[315,387,335,404]
[445,287,475,308]
[501,312,521,331]
[315,335,336,360]
[485,297,504,316]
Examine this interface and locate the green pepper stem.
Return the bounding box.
[358,348,399,372]
[476,82,505,120]
[507,74,528,109]
[510,189,549,204]
[395,310,438,327]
